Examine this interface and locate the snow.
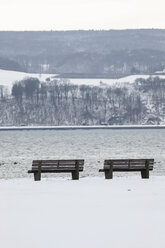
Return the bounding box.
[66,74,165,86]
[0,124,165,130]
[1,69,165,92]
[0,69,57,91]
[1,176,165,248]
[47,74,165,87]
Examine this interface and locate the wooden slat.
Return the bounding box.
[104,163,154,166]
[105,158,154,162]
[32,166,83,170]
[33,160,84,163]
[32,164,84,167]
[104,159,154,164]
[104,165,153,169]
[32,163,84,167]
[32,161,83,163]
[99,166,153,172]
[113,167,153,171]
[28,168,83,173]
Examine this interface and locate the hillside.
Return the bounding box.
[1,30,165,75]
[0,76,164,126]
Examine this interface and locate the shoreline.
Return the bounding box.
[0,124,165,131]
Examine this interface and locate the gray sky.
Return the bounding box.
[0,0,165,30]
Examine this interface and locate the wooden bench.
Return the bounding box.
[28,159,84,181]
[99,159,154,179]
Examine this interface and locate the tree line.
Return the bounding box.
[0,77,164,125]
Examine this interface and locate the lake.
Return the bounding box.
[0,129,164,179]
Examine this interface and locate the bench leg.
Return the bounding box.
[141,160,150,179]
[141,170,149,179]
[72,171,79,180]
[105,165,113,179]
[105,170,113,179]
[72,160,79,180]
[34,172,41,181]
[34,161,42,181]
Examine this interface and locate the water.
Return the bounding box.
[0,129,164,179]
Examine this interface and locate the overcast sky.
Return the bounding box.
[0,0,165,30]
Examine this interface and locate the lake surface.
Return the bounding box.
[0,129,164,179]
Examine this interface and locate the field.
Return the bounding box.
[1,176,165,248]
[1,69,165,92]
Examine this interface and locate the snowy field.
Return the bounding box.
[0,69,56,91]
[1,69,165,92]
[1,176,165,248]
[65,74,165,87]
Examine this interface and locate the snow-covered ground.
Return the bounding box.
[1,176,165,248]
[1,69,165,92]
[0,69,56,91]
[66,74,165,87]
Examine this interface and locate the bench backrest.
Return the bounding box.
[104,159,154,169]
[32,160,84,171]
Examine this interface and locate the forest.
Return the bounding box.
[0,77,164,126]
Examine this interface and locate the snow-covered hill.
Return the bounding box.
[65,74,165,87]
[0,69,56,91]
[1,69,165,92]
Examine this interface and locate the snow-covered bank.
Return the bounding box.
[1,177,165,248]
[0,124,165,131]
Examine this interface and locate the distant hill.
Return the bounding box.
[0,56,25,72]
[1,29,165,75]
